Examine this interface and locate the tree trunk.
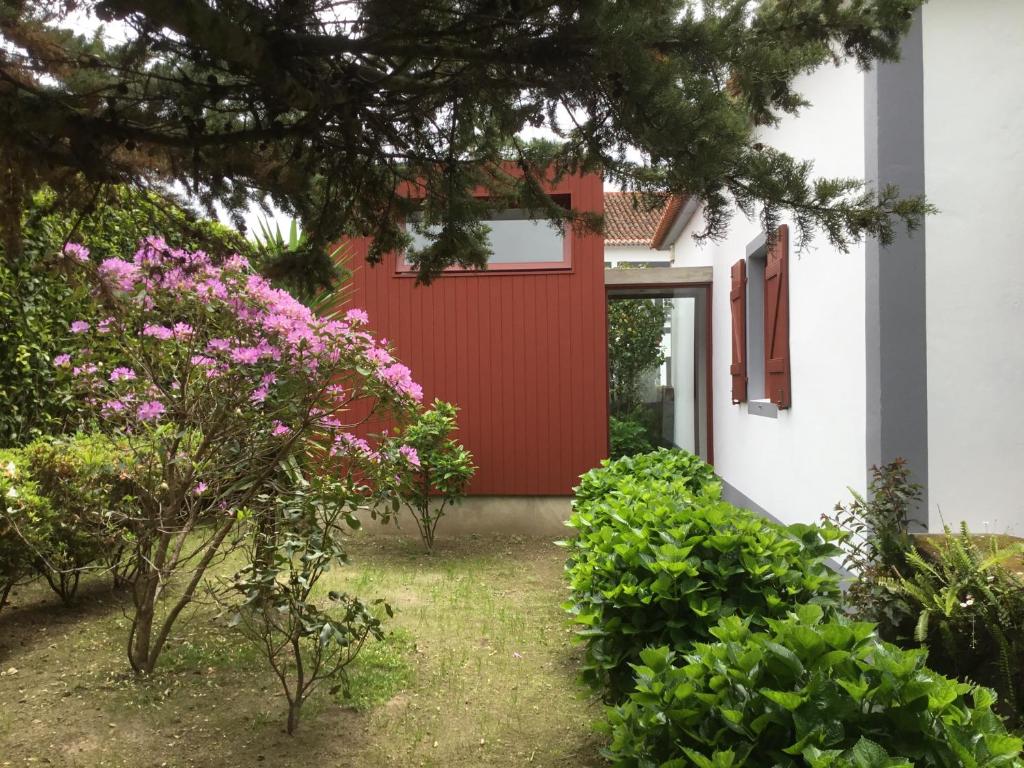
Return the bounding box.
[286,696,302,735]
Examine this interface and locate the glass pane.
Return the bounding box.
[408,211,565,265]
[608,296,696,456]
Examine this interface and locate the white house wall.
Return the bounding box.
[922,1,1024,536]
[672,62,869,526]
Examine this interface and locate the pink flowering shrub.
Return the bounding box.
[59,236,424,675]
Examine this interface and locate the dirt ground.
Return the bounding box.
[0,534,604,767]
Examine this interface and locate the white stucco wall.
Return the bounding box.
[671,62,869,526]
[922,1,1024,536]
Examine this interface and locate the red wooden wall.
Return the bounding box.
[344,172,608,496]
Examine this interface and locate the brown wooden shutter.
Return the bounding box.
[730,259,747,403]
[764,225,791,408]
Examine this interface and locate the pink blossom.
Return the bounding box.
[172,322,194,339]
[192,482,208,495]
[142,324,173,340]
[72,363,97,377]
[250,384,269,403]
[379,363,424,402]
[63,242,90,262]
[53,354,71,367]
[271,421,291,437]
[365,347,394,366]
[399,445,421,467]
[70,320,90,334]
[136,400,166,422]
[207,338,232,352]
[345,308,369,324]
[97,317,114,334]
[190,355,217,367]
[98,258,141,291]
[101,399,126,415]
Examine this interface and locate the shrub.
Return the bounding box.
[0,448,52,612]
[377,400,475,553]
[573,448,717,510]
[603,605,1023,768]
[564,476,842,699]
[825,460,920,636]
[608,414,655,459]
[58,237,421,674]
[225,463,388,734]
[21,433,137,601]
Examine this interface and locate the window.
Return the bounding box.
[730,225,791,412]
[398,198,572,273]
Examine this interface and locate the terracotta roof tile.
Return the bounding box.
[603,192,668,246]
[651,194,691,250]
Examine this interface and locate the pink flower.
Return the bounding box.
[271,421,291,437]
[97,317,114,334]
[53,354,71,367]
[136,400,165,422]
[192,482,208,496]
[190,355,216,367]
[142,324,173,341]
[70,320,90,334]
[399,445,421,467]
[109,367,136,382]
[250,384,269,403]
[207,338,232,352]
[98,258,141,291]
[101,399,126,415]
[345,308,369,324]
[172,322,194,338]
[63,242,90,262]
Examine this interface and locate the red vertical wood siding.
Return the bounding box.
[344,172,608,496]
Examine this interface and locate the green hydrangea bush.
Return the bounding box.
[564,466,842,699]
[603,605,1023,768]
[573,449,718,510]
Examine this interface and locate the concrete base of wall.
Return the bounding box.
[359,496,574,539]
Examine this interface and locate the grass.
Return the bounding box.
[0,533,603,767]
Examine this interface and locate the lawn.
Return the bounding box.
[0,534,603,768]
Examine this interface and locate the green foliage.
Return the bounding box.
[381,400,476,553]
[825,460,920,637]
[0,434,133,606]
[251,217,351,302]
[564,460,842,699]
[226,463,390,734]
[603,605,1023,768]
[20,434,136,603]
[608,414,656,459]
[0,447,52,611]
[607,298,670,414]
[0,186,254,447]
[573,449,718,510]
[1,1,932,283]
[882,525,1024,724]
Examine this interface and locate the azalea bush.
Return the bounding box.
[224,461,389,734]
[57,237,423,674]
[564,470,842,700]
[603,606,1023,768]
[378,400,475,553]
